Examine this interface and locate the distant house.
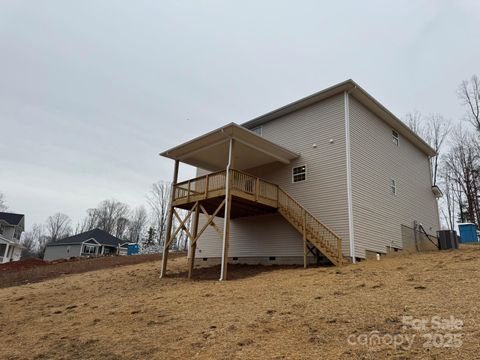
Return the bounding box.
[0,212,25,263]
[43,228,132,261]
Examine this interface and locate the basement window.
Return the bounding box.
[392,130,399,146]
[292,165,306,183]
[390,179,397,196]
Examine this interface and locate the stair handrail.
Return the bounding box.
[277,188,343,262]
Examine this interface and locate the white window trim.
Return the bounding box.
[392,130,399,146]
[390,178,397,196]
[83,244,96,254]
[292,165,307,183]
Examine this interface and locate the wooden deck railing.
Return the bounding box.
[230,169,278,203]
[173,169,278,204]
[172,168,343,265]
[173,170,227,202]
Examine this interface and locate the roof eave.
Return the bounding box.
[160,122,299,164]
[241,79,436,157]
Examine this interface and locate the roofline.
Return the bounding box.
[0,213,25,227]
[242,79,436,157]
[82,238,101,246]
[160,122,299,162]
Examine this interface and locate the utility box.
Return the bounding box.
[437,230,459,250]
[458,223,479,243]
[127,244,140,255]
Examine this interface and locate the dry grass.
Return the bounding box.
[1,247,480,359]
[0,254,173,289]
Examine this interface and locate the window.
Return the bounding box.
[83,244,96,255]
[390,179,397,195]
[392,130,399,146]
[251,126,263,136]
[293,165,306,183]
[0,225,3,235]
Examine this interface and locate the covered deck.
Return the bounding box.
[159,123,344,280]
[160,123,299,280]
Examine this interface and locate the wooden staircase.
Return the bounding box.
[277,188,344,266]
[172,169,345,266]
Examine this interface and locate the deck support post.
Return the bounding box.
[188,202,200,279]
[220,138,234,281]
[160,159,179,278]
[303,209,307,269]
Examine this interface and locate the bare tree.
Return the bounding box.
[45,213,72,242]
[78,199,130,235]
[438,166,456,230]
[458,75,480,130]
[21,224,48,257]
[76,208,100,233]
[115,216,130,239]
[406,112,450,185]
[147,181,171,245]
[443,126,480,226]
[0,192,7,211]
[99,199,130,235]
[425,114,450,185]
[405,111,427,139]
[127,206,148,243]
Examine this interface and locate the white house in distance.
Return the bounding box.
[159,79,441,280]
[0,212,25,263]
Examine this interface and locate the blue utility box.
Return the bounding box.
[127,244,140,255]
[458,223,479,243]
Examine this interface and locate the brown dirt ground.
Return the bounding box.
[0,253,184,289]
[1,247,479,360]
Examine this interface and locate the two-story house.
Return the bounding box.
[159,79,441,280]
[0,212,25,263]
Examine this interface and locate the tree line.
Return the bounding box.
[1,181,187,257]
[405,75,480,230]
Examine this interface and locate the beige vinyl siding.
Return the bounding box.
[196,93,350,259]
[195,214,306,258]
[349,96,440,258]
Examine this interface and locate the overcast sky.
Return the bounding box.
[1,0,479,230]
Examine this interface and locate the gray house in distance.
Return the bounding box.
[0,212,25,263]
[43,228,130,261]
[159,79,441,280]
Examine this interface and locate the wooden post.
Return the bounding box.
[188,202,200,279]
[337,237,342,264]
[255,177,260,201]
[204,174,209,199]
[303,209,307,269]
[220,139,234,281]
[160,160,179,278]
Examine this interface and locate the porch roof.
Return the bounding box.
[160,123,299,171]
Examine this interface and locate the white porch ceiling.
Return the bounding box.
[160,123,299,171]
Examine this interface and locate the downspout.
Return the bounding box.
[344,90,356,263]
[220,137,233,280]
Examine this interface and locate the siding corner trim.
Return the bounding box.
[344,91,356,262]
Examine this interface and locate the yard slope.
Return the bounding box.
[0,248,479,359]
